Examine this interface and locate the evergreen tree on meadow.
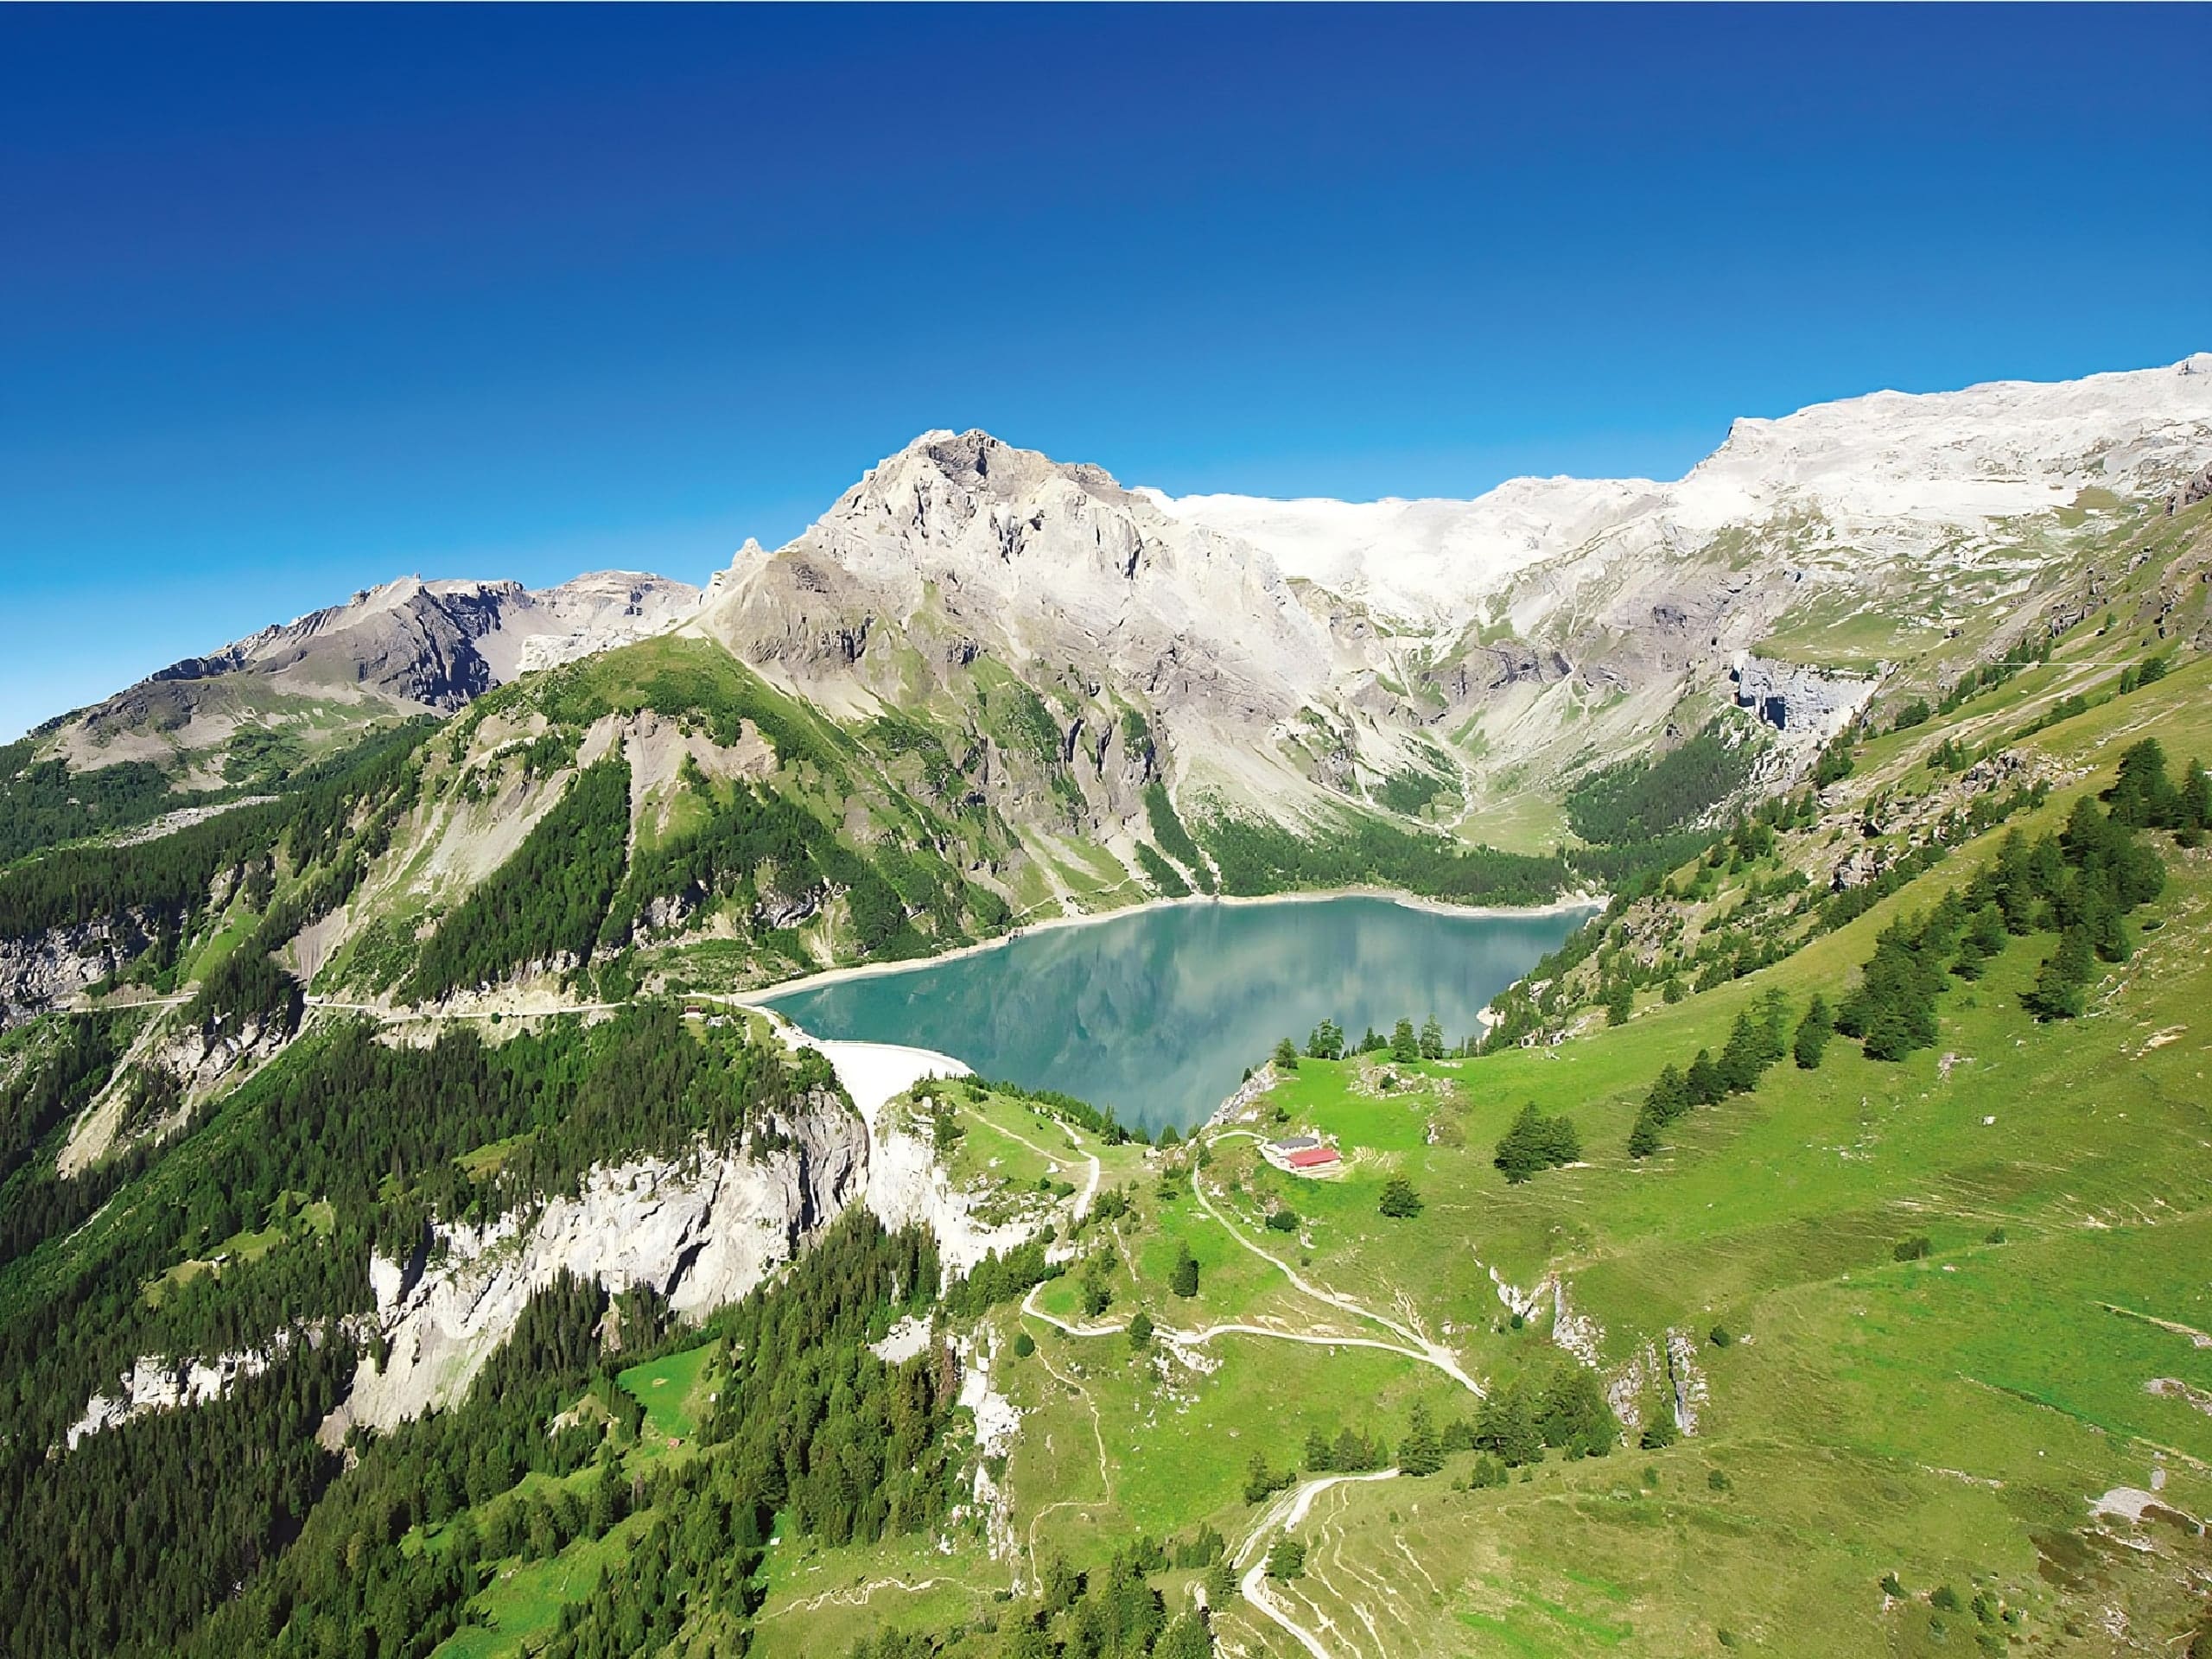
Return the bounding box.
[1793,994,1833,1070]
[1717,1011,1765,1092]
[1398,1401,1444,1476]
[1390,1018,1421,1064]
[1154,1607,1215,1659]
[1684,1048,1726,1106]
[2104,738,2180,830]
[2178,759,2212,847]
[1538,1367,1618,1458]
[1476,1383,1546,1466]
[1419,1014,1446,1059]
[1495,1104,1580,1183]
[1379,1176,1426,1217]
[1171,1241,1199,1299]
[2026,927,2095,1020]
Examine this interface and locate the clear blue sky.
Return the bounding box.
[3,4,2206,742]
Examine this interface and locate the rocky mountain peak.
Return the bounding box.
[830,429,1132,535]
[43,569,702,776]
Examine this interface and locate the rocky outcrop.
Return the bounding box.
[0,916,152,1027]
[66,1326,321,1449]
[1729,652,1879,739]
[324,1090,866,1436]
[2168,461,2212,516]
[783,1033,1046,1281]
[863,1090,1049,1281]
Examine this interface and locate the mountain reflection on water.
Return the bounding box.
[762,895,1595,1135]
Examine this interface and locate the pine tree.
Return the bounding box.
[2104,739,2177,828]
[1243,1452,1281,1503]
[1419,1015,1446,1058]
[1390,1018,1421,1063]
[1171,1242,1199,1298]
[2026,928,2094,1020]
[1306,1426,1334,1472]
[1398,1401,1443,1475]
[1496,1104,1580,1182]
[1684,1049,1726,1106]
[1793,995,1833,1070]
[2178,760,2212,847]
[1718,1011,1765,1093]
[1538,1366,1618,1458]
[1379,1177,1425,1217]
[1273,1037,1300,1071]
[1154,1607,1215,1659]
[1476,1385,1545,1466]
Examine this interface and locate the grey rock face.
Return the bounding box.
[0,916,152,1027]
[54,571,703,769]
[325,1089,867,1434]
[2170,461,2212,515]
[1728,653,1878,738]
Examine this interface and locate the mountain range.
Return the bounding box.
[31,353,2212,833]
[3,352,2212,1659]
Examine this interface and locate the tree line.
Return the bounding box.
[1627,746,2194,1158]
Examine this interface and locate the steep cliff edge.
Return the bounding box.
[323,1086,866,1437]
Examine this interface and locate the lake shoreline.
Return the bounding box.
[740,885,1606,1008]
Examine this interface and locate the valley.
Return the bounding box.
[0,357,2209,1658]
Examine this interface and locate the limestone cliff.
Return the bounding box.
[323,1088,865,1436]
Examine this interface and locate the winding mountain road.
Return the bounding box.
[1192,1135,1481,1396]
[1234,1469,1402,1659]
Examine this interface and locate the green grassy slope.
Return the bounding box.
[747,512,2212,1657]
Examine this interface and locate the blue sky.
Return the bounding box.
[3,4,2206,742]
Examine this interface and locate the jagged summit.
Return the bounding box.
[820,429,1130,539]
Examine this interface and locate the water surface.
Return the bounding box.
[762,895,1593,1135]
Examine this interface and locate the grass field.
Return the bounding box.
[620,1340,721,1446]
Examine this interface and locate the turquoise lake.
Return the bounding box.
[761,894,1596,1135]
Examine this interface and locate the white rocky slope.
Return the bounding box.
[322,1087,867,1437]
[1142,353,2212,625]
[66,1327,324,1449]
[805,1035,1046,1278]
